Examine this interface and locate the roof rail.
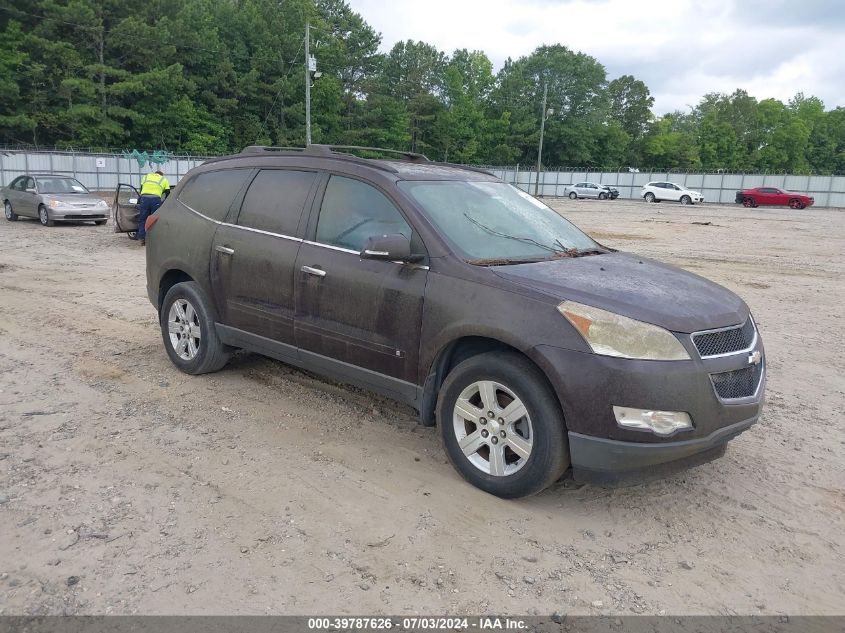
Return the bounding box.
[315,145,431,162]
[431,162,496,177]
[241,144,430,162]
[240,145,307,155]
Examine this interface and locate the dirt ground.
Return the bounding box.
[0,198,843,617]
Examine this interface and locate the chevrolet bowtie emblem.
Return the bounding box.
[748,350,762,365]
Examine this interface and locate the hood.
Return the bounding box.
[42,193,105,205]
[491,252,747,333]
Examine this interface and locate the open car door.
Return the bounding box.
[113,183,140,237]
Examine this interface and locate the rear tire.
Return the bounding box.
[568,192,577,200]
[742,197,756,208]
[160,281,230,375]
[644,192,656,203]
[39,205,55,227]
[437,351,569,498]
[4,200,18,221]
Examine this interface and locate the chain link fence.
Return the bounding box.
[0,148,213,193]
[2,149,844,207]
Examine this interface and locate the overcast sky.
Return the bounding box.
[349,0,845,114]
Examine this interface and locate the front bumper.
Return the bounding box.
[51,207,108,220]
[530,338,765,485]
[568,415,756,485]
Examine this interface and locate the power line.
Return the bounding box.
[257,37,307,143]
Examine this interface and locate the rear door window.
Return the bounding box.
[315,176,411,251]
[178,169,252,221]
[237,169,317,236]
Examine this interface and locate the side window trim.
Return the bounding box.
[305,172,419,244]
[230,167,321,240]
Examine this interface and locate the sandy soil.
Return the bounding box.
[0,198,843,616]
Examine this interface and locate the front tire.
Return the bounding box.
[680,195,692,205]
[644,192,656,203]
[95,219,107,226]
[160,281,230,375]
[4,200,18,221]
[39,205,55,226]
[598,192,608,200]
[437,352,569,499]
[568,191,577,200]
[788,199,805,210]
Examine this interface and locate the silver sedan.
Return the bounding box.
[564,181,613,200]
[2,174,109,226]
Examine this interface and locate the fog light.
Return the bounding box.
[613,406,692,436]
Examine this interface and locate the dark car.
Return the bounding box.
[735,187,814,209]
[144,145,765,498]
[599,184,620,199]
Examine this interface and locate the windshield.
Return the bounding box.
[36,177,89,194]
[399,181,601,263]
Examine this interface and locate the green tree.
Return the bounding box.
[607,75,653,138]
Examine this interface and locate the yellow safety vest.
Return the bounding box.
[140,172,170,198]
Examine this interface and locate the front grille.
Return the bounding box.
[710,363,763,399]
[63,214,105,220]
[693,318,755,357]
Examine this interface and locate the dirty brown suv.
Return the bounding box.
[145,145,765,498]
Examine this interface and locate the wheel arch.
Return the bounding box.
[158,269,195,313]
[419,335,565,429]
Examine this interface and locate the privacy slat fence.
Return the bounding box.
[2,149,844,207]
[0,149,212,193]
[485,166,845,207]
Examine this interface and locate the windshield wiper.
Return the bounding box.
[464,214,564,254]
[468,256,548,266]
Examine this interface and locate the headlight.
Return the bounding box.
[96,199,108,209]
[49,199,70,209]
[557,300,690,360]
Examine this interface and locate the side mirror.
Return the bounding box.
[360,234,420,263]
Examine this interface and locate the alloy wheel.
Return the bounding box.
[452,380,533,477]
[167,298,202,361]
[39,207,49,225]
[4,202,11,219]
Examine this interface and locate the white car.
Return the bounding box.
[641,181,704,205]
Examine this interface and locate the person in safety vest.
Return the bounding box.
[135,169,170,245]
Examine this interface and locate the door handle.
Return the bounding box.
[215,245,235,255]
[301,265,326,277]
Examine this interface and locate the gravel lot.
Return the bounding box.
[0,198,843,616]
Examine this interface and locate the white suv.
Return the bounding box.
[641,181,704,205]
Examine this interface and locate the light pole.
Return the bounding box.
[534,81,548,197]
[304,20,311,146]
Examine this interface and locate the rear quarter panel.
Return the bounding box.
[145,198,217,311]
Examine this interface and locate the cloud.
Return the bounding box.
[348,0,845,113]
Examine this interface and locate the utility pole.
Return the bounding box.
[304,20,311,146]
[535,81,548,197]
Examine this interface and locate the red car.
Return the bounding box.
[735,187,814,209]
